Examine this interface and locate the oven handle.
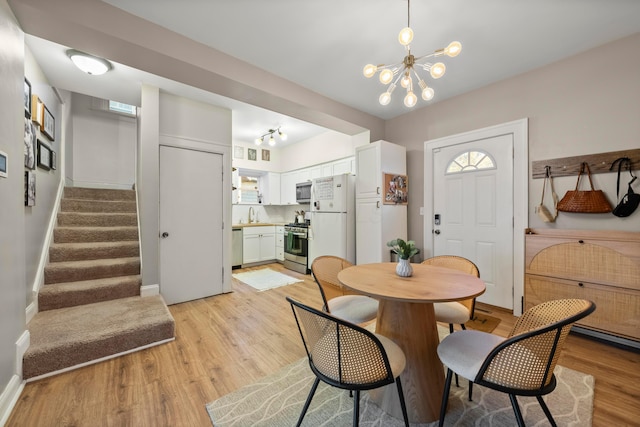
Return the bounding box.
[288,232,307,237]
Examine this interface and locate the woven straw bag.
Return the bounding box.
[536,166,558,222]
[557,162,612,213]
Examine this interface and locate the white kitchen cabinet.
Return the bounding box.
[355,141,407,264]
[280,171,298,205]
[309,166,323,180]
[260,172,281,205]
[298,169,312,183]
[331,158,352,176]
[243,226,276,263]
[231,168,240,204]
[275,225,284,262]
[321,163,333,177]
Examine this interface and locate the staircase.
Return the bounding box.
[23,187,175,380]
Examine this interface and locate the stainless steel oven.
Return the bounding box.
[283,224,309,274]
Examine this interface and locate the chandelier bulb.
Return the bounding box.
[430,62,446,79]
[379,69,394,85]
[268,135,276,146]
[278,130,287,141]
[363,64,378,78]
[398,27,414,46]
[400,73,411,89]
[255,137,263,146]
[422,86,434,101]
[444,41,462,57]
[379,92,391,106]
[404,91,417,108]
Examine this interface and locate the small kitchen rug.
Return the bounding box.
[232,268,302,291]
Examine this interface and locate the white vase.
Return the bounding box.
[396,258,413,277]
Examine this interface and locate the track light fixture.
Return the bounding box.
[255,127,287,146]
[363,0,461,108]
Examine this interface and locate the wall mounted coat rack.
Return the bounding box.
[532,148,640,179]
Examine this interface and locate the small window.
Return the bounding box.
[445,150,496,174]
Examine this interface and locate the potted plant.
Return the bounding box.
[387,238,420,277]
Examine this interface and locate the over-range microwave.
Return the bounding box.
[296,181,312,204]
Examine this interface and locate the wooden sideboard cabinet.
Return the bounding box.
[525,228,640,346]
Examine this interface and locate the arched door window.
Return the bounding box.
[445,150,496,174]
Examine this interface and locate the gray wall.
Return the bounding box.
[0,0,26,404]
[385,33,640,256]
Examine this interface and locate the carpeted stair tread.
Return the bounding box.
[57,212,137,227]
[49,241,139,262]
[60,198,137,213]
[38,275,141,311]
[44,257,140,284]
[54,226,139,243]
[64,187,136,201]
[24,295,175,379]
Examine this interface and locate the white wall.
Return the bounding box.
[0,0,27,421]
[69,93,136,189]
[386,33,640,255]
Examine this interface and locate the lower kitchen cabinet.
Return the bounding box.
[275,225,284,262]
[243,226,276,264]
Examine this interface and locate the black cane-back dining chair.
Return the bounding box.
[437,298,596,427]
[287,296,410,427]
[421,255,480,333]
[311,255,378,325]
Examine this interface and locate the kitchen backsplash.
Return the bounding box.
[232,204,310,225]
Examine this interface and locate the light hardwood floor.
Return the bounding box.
[7,263,640,426]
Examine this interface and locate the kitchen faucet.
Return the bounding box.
[248,206,255,223]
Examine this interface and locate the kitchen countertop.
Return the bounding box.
[232,223,287,228]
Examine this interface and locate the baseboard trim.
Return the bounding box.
[71,181,133,190]
[25,337,175,383]
[15,331,30,382]
[0,374,24,427]
[25,302,37,324]
[140,284,160,297]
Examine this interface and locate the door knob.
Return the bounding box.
[434,229,441,235]
[161,232,169,238]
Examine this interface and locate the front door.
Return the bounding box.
[159,145,224,305]
[432,134,514,309]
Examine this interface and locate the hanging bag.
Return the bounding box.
[536,166,558,222]
[557,162,612,213]
[610,157,640,218]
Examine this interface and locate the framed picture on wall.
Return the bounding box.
[25,170,36,206]
[24,78,32,118]
[24,117,36,169]
[234,146,244,159]
[31,95,43,127]
[261,149,270,161]
[248,148,257,161]
[42,104,55,141]
[0,150,7,178]
[383,173,408,205]
[37,140,51,170]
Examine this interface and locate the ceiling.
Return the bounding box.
[22,0,640,146]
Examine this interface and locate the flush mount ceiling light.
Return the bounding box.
[363,0,461,108]
[255,127,287,147]
[66,49,113,75]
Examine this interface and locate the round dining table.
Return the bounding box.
[338,262,486,423]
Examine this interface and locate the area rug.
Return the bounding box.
[232,268,302,291]
[465,312,501,333]
[207,358,594,426]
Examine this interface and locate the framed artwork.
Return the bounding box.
[234,146,244,159]
[0,150,7,178]
[383,173,408,205]
[24,117,36,169]
[37,140,52,170]
[51,151,57,170]
[42,103,55,141]
[24,78,31,118]
[31,95,43,127]
[261,149,270,161]
[248,148,257,161]
[25,170,35,206]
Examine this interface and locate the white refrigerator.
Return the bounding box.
[308,173,356,266]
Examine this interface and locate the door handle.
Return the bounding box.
[434,229,441,235]
[161,232,169,238]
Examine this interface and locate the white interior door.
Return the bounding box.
[159,146,224,305]
[432,134,514,309]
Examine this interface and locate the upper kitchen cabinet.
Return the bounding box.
[260,172,281,205]
[281,171,299,205]
[355,141,405,199]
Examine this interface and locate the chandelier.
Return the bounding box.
[255,127,287,146]
[363,0,461,108]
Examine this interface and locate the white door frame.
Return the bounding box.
[424,119,528,315]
